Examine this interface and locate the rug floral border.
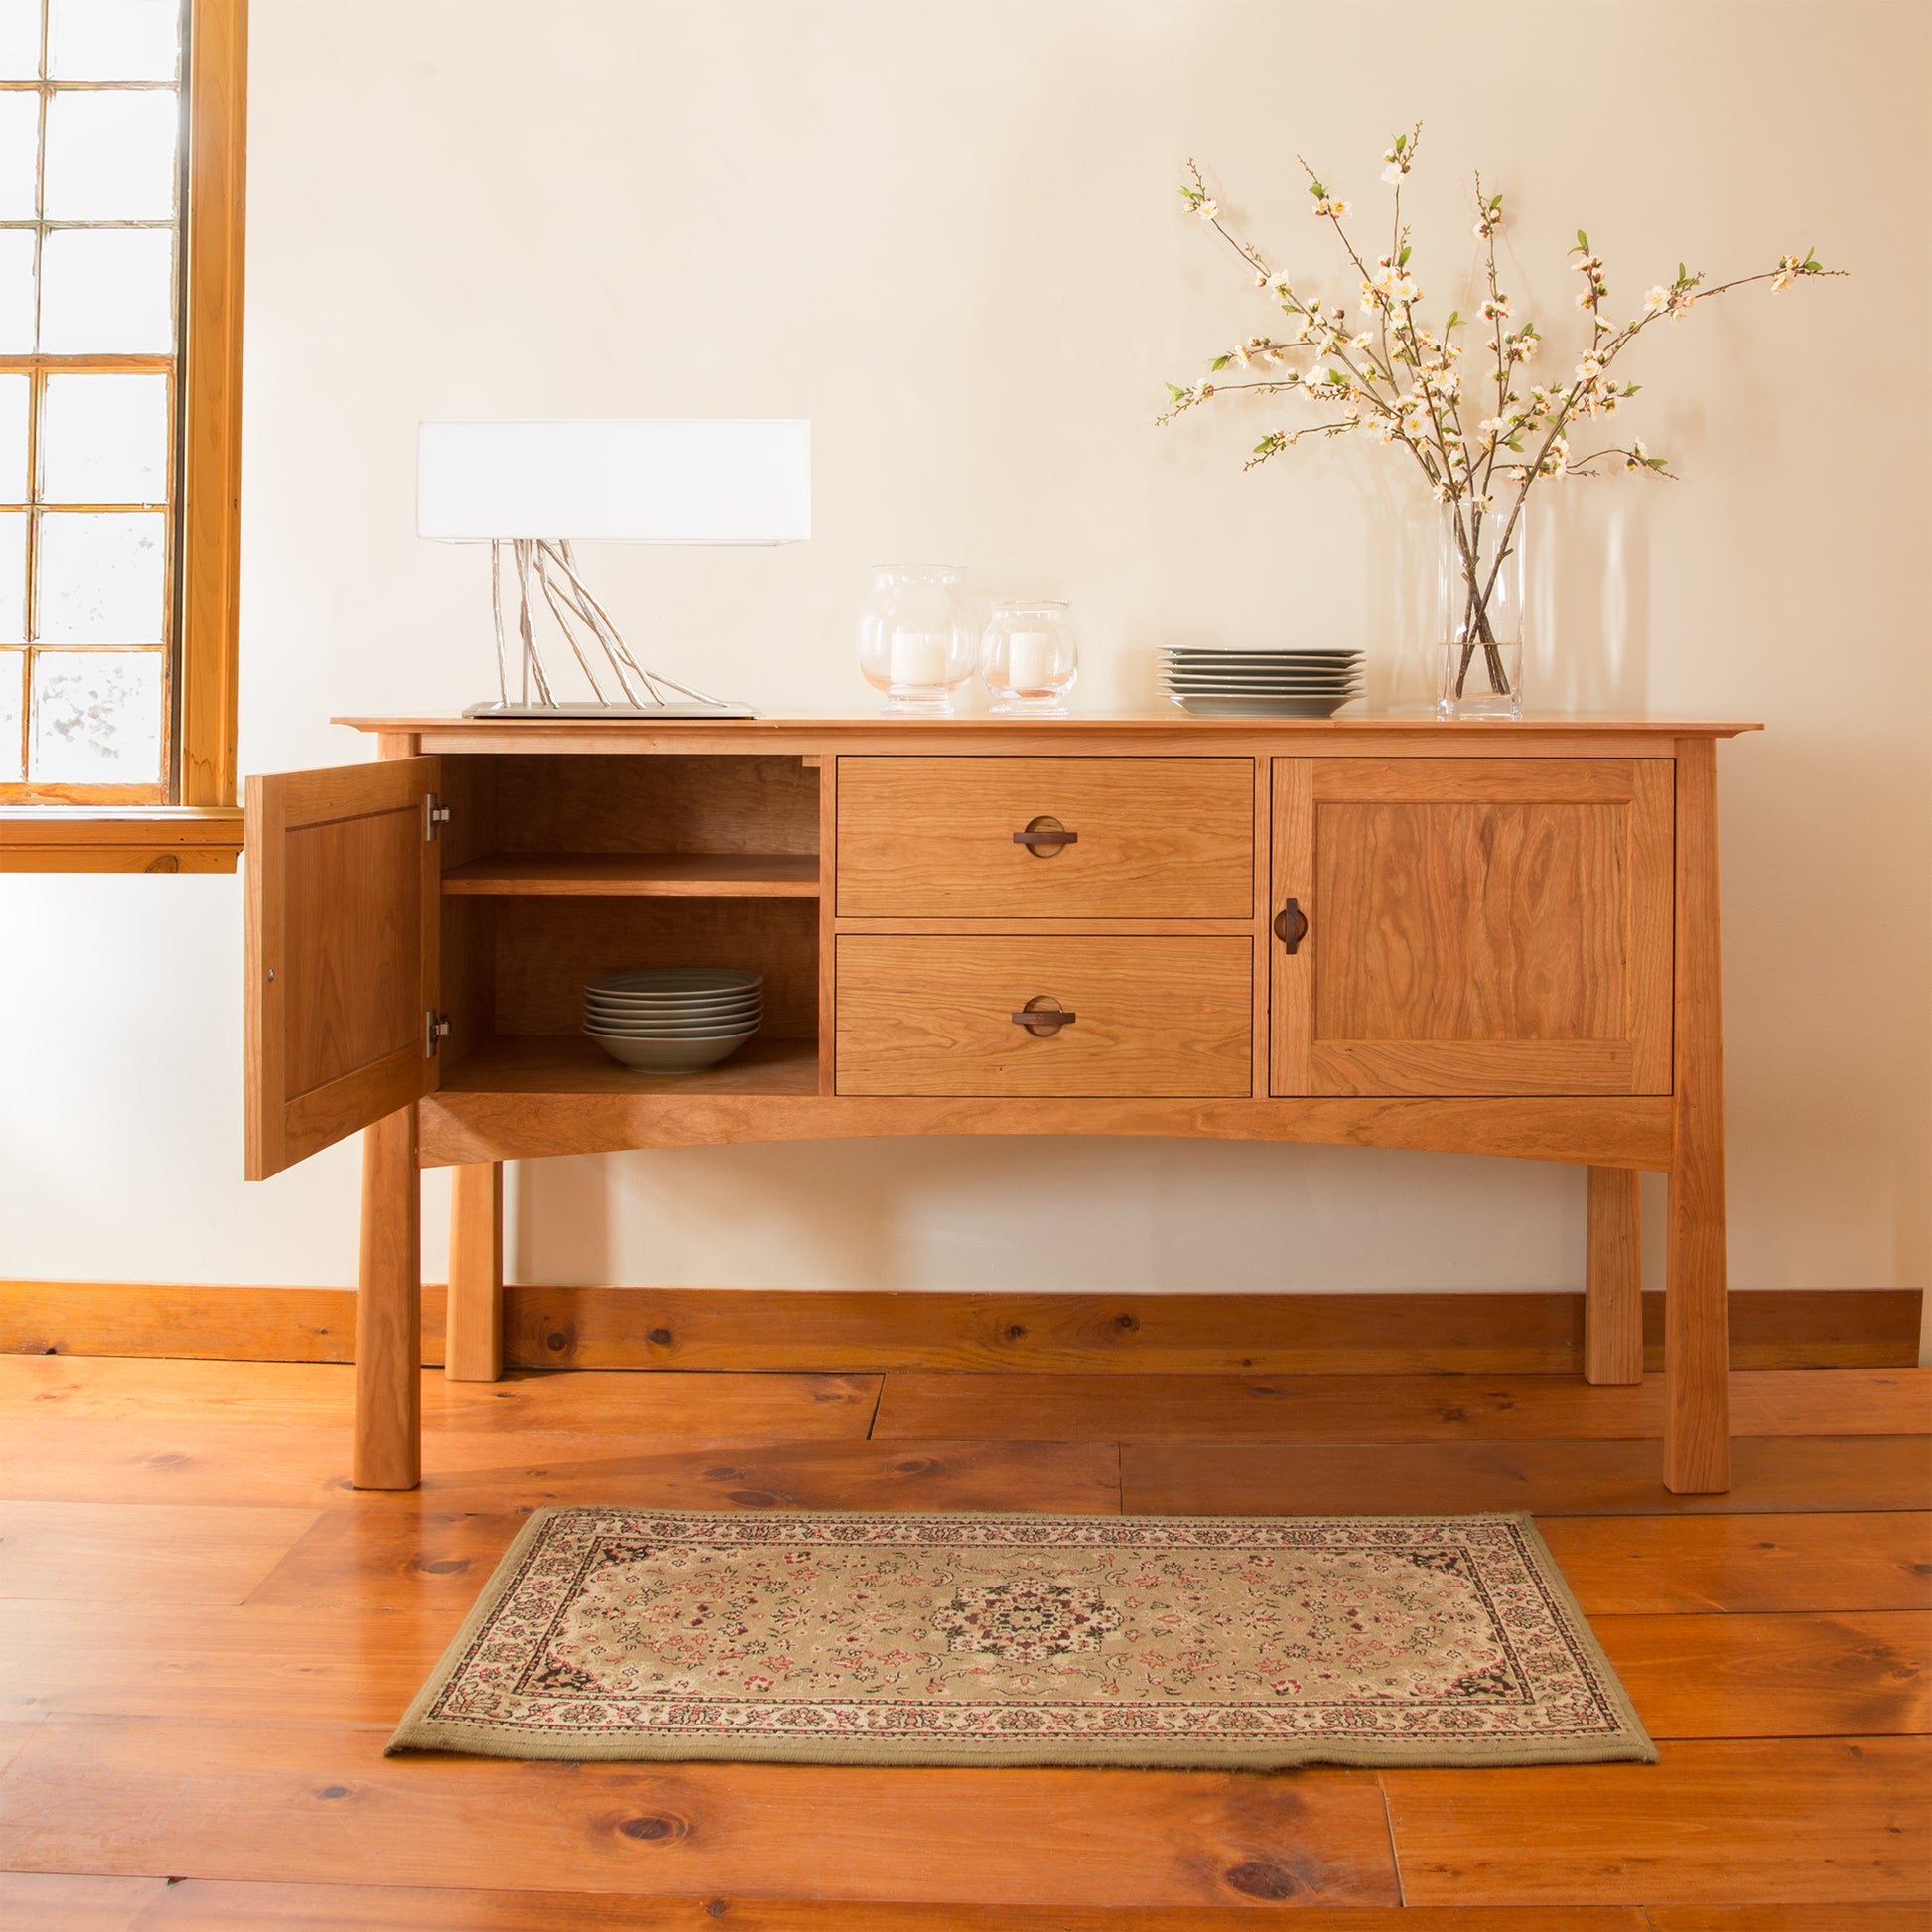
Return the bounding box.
[388,1508,1656,1769]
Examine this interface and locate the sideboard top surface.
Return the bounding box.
[335,712,1763,754]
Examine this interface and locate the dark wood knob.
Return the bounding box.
[1014,815,1077,853]
[1010,998,1076,1035]
[1273,898,1309,953]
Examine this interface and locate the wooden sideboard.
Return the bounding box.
[242,713,1757,1495]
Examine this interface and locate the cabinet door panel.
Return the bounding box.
[1271,758,1673,1097]
[836,757,1253,918]
[245,758,440,1179]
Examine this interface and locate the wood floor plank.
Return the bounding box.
[0,1501,322,1605]
[1121,1437,1932,1517]
[1596,1611,1930,1738]
[0,1420,1119,1515]
[0,1355,883,1440]
[0,1720,1400,1908]
[1385,1736,1930,1904]
[1643,1908,1932,1931]
[0,1719,45,1779]
[1538,1514,1932,1615]
[244,1510,536,1613]
[875,1369,1932,1443]
[0,1602,458,1727]
[0,1871,1649,1929]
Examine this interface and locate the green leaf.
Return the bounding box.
[1398,244,1412,267]
[1211,355,1231,371]
[1308,178,1326,198]
[1444,310,1460,330]
[1166,382,1185,401]
[1576,228,1589,250]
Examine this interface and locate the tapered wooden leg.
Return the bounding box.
[1584,1166,1643,1384]
[1665,739,1730,1494]
[355,1105,421,1490]
[444,1161,504,1383]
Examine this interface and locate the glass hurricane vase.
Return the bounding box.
[857,565,978,716]
[1437,499,1525,721]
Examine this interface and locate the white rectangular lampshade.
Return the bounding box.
[417,419,810,543]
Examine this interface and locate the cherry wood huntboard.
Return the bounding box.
[242,713,1758,1495]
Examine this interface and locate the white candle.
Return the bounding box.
[1007,630,1054,691]
[891,629,949,687]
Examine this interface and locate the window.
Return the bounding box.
[0,0,243,866]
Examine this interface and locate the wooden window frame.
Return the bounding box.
[0,0,245,873]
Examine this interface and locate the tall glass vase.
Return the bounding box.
[1437,499,1525,721]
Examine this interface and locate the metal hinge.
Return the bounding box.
[425,1010,451,1058]
[425,794,452,840]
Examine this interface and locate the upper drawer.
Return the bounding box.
[836,757,1254,918]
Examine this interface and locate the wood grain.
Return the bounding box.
[9,1282,1920,1372]
[871,1369,1932,1443]
[1668,736,1731,1494]
[0,1871,1654,1930]
[175,0,248,811]
[1538,1513,1932,1615]
[244,758,438,1181]
[354,1108,420,1491]
[1121,1436,1932,1517]
[1586,1165,1644,1384]
[0,1500,320,1604]
[1303,759,1674,1098]
[442,852,820,897]
[1596,1610,1930,1737]
[835,755,1255,917]
[835,934,1252,1096]
[0,1722,1399,1907]
[1643,1907,1932,1930]
[1384,1737,1931,1904]
[443,1163,503,1383]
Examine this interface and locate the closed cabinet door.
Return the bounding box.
[837,935,1252,1096]
[836,757,1254,918]
[244,757,442,1178]
[1271,759,1674,1097]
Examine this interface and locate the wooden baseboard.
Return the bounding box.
[1,1279,1920,1374]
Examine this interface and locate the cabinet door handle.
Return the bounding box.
[1010,1002,1076,1035]
[1013,817,1078,851]
[1273,898,1309,953]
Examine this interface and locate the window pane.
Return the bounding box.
[0,507,22,638]
[44,88,177,220]
[49,0,179,81]
[43,371,167,503]
[0,646,21,779]
[0,89,39,219]
[29,646,163,780]
[0,226,33,351]
[38,509,165,639]
[0,372,26,499]
[39,226,173,350]
[0,1,41,80]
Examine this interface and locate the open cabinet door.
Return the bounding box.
[245,758,441,1179]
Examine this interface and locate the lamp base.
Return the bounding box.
[461,700,759,720]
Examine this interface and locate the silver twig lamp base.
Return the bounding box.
[462,538,757,720]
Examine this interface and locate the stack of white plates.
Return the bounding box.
[1163,647,1364,717]
[582,968,763,1072]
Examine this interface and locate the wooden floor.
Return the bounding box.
[0,1353,1926,1928]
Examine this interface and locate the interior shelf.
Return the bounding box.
[439,1032,820,1095]
[443,852,820,897]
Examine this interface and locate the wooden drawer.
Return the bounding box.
[835,935,1252,1096]
[835,757,1254,918]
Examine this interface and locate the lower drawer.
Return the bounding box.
[835,935,1252,1097]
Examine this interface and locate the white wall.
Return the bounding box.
[4,0,1927,1310]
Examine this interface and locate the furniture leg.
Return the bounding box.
[355,1104,421,1490]
[1584,1166,1643,1384]
[1665,738,1730,1493]
[444,1161,504,1383]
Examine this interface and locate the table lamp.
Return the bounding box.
[417,419,811,718]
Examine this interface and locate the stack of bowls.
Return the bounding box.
[1162,646,1365,717]
[581,969,763,1071]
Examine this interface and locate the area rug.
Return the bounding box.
[387,1507,1655,1769]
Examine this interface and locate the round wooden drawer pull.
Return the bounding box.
[1013,816,1078,854]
